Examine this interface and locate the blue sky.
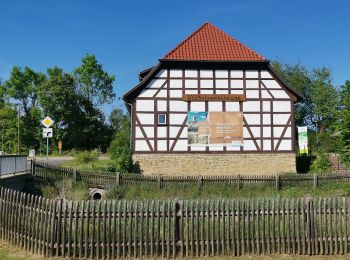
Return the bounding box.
[0,0,349,116]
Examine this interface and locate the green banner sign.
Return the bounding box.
[297,126,308,154]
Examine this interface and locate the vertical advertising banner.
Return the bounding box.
[297,126,308,154]
[187,111,243,147]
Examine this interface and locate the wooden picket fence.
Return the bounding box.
[2,186,350,258]
[32,161,350,190]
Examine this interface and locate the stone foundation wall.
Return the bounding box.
[133,153,296,176]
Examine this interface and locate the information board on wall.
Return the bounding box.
[187,112,243,147]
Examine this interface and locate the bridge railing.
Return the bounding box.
[0,155,27,176]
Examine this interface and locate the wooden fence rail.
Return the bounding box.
[1,187,350,258]
[32,161,350,190]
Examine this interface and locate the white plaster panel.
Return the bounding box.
[200,79,213,88]
[243,101,260,112]
[270,90,290,99]
[185,89,198,94]
[136,100,154,111]
[185,79,198,88]
[243,140,258,151]
[169,79,182,88]
[135,127,144,138]
[244,114,260,125]
[246,80,259,89]
[170,127,181,138]
[180,128,187,138]
[246,90,259,99]
[137,113,154,125]
[156,69,167,78]
[191,102,205,111]
[170,69,182,77]
[156,90,167,98]
[263,140,272,150]
[285,127,292,138]
[226,146,241,151]
[147,79,166,88]
[243,127,250,138]
[208,102,223,112]
[215,70,228,78]
[135,140,150,151]
[144,127,154,138]
[231,89,244,95]
[251,127,260,137]
[263,101,271,112]
[200,89,214,94]
[190,146,206,151]
[261,90,273,99]
[173,140,188,151]
[226,102,240,112]
[170,90,182,98]
[169,101,187,111]
[215,79,229,88]
[185,70,197,77]
[157,127,167,138]
[263,114,271,125]
[278,140,292,150]
[260,71,273,79]
[157,140,167,151]
[209,146,224,151]
[169,114,187,124]
[139,89,157,98]
[245,70,259,78]
[231,70,243,78]
[274,114,290,125]
[273,127,284,138]
[216,89,229,94]
[263,127,271,137]
[200,70,213,77]
[157,100,167,111]
[263,80,282,89]
[231,80,244,89]
[273,101,291,112]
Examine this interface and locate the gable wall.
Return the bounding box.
[133,68,296,153]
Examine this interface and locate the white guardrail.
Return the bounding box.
[0,155,27,176]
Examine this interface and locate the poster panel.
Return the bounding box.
[297,126,308,154]
[188,111,243,147]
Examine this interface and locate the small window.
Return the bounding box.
[158,113,167,125]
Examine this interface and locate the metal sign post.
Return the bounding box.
[41,117,54,161]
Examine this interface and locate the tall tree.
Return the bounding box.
[2,67,46,151]
[74,54,115,106]
[109,107,129,135]
[339,80,350,162]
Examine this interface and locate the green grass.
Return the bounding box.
[59,158,116,171]
[104,181,350,200]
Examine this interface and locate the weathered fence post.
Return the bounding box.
[116,172,120,186]
[238,174,242,190]
[275,174,280,190]
[31,159,36,176]
[198,176,203,188]
[305,196,315,255]
[158,176,163,189]
[73,169,77,182]
[313,173,318,188]
[174,201,181,256]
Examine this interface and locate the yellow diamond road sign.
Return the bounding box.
[41,116,54,128]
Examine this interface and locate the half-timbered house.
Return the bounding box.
[123,22,302,176]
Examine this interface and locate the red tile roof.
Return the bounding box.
[163,22,265,61]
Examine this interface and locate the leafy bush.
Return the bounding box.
[310,153,332,172]
[104,185,126,200]
[74,149,99,163]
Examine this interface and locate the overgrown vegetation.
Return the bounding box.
[310,153,332,172]
[103,181,350,200]
[74,149,100,164]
